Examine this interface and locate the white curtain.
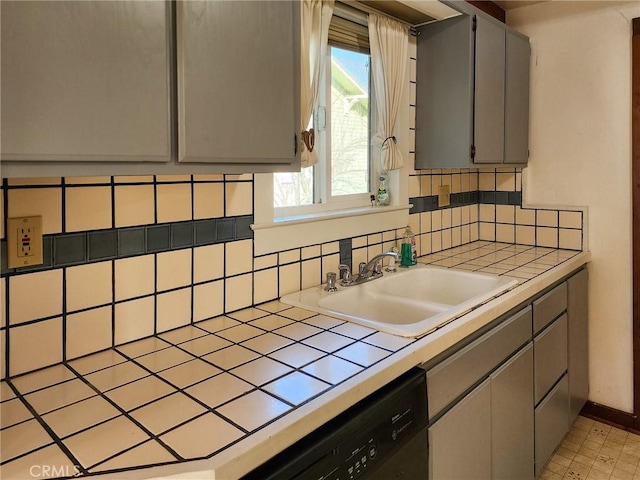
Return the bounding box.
[300,0,334,168]
[368,14,409,171]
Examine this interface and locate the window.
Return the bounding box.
[274,11,374,216]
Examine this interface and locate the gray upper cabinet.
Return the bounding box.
[1,1,172,163]
[415,12,530,169]
[177,1,299,168]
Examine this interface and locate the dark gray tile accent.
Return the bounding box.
[146,225,171,253]
[88,230,117,261]
[118,228,146,257]
[494,192,509,205]
[339,238,352,266]
[216,219,234,242]
[235,216,253,240]
[508,191,522,205]
[171,222,194,249]
[54,234,87,267]
[194,220,216,246]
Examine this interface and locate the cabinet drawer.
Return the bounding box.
[535,374,569,476]
[534,314,568,405]
[427,306,531,418]
[533,282,567,333]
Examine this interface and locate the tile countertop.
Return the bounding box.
[0,241,591,480]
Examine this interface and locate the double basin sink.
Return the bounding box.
[281,265,518,337]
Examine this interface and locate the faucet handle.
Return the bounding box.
[338,264,352,285]
[359,262,367,276]
[325,272,338,292]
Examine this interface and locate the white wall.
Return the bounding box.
[508,1,640,413]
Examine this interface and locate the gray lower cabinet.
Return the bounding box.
[568,268,589,423]
[429,379,492,480]
[535,374,570,477]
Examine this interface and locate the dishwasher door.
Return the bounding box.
[241,368,429,480]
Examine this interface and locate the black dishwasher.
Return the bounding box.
[241,368,429,480]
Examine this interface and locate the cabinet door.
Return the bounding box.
[491,343,535,480]
[429,379,491,480]
[473,16,505,164]
[535,374,569,476]
[568,268,589,423]
[178,1,298,167]
[1,1,172,163]
[504,31,530,164]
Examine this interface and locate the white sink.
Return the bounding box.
[280,265,518,337]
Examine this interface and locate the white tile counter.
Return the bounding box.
[0,242,590,480]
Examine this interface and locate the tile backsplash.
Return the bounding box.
[1,170,584,379]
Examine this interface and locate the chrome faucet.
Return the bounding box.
[338,251,399,287]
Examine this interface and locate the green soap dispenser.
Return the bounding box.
[400,226,417,267]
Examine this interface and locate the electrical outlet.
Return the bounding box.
[438,185,451,207]
[7,216,43,268]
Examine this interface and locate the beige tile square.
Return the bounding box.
[116,336,171,358]
[537,210,559,227]
[176,334,231,357]
[136,347,194,373]
[67,350,127,375]
[254,254,277,270]
[194,174,223,181]
[156,183,192,223]
[515,207,535,226]
[479,172,496,190]
[114,185,155,228]
[249,314,293,331]
[496,224,515,243]
[7,187,62,234]
[331,323,376,340]
[10,318,63,375]
[0,443,76,480]
[0,336,6,381]
[227,308,269,322]
[105,376,175,412]
[0,419,54,463]
[0,278,5,327]
[496,205,515,224]
[537,227,559,248]
[479,222,496,241]
[304,314,344,329]
[479,204,495,222]
[560,211,583,229]
[195,316,241,333]
[516,225,536,245]
[84,362,149,392]
[253,267,279,305]
[90,439,176,473]
[216,324,263,343]
[225,181,253,216]
[225,273,253,313]
[193,280,224,322]
[65,186,112,232]
[279,249,301,264]
[114,176,154,183]
[158,175,192,182]
[334,342,390,367]
[159,359,221,389]
[241,332,292,355]
[7,178,62,186]
[114,297,155,345]
[226,239,253,276]
[193,182,224,220]
[274,322,322,341]
[130,393,207,435]
[322,241,340,255]
[42,395,121,439]
[9,270,62,325]
[1,398,33,428]
[268,343,325,369]
[302,258,321,289]
[157,249,192,291]
[218,389,290,431]
[159,325,208,345]
[66,261,112,312]
[496,172,515,191]
[115,255,155,301]
[160,413,243,459]
[193,244,224,283]
[65,176,111,185]
[25,378,96,415]
[560,229,582,250]
[64,416,149,468]
[202,345,260,370]
[302,355,363,385]
[66,306,112,360]
[364,332,414,351]
[156,288,191,333]
[185,373,253,408]
[230,357,292,386]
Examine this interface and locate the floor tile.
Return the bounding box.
[230,357,292,386]
[1,398,33,429]
[90,439,176,472]
[185,373,253,408]
[302,314,344,330]
[159,325,209,345]
[178,334,233,356]
[202,345,261,370]
[194,316,241,333]
[268,343,326,368]
[263,372,330,406]
[249,314,294,331]
[158,359,221,389]
[160,413,244,459]
[240,332,293,355]
[302,331,355,353]
[68,349,128,375]
[135,347,195,373]
[302,356,363,385]
[330,322,376,340]
[25,379,97,415]
[41,395,121,439]
[116,337,172,358]
[0,444,77,480]
[273,322,322,341]
[64,416,149,469]
[0,419,54,463]
[130,393,207,435]
[104,376,175,411]
[10,365,77,395]
[217,390,291,431]
[216,324,264,343]
[84,362,149,392]
[334,342,391,367]
[362,332,414,352]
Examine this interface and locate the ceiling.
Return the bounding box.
[494,0,551,10]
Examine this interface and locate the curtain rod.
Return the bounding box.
[336,0,415,28]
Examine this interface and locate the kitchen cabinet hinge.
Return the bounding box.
[471,144,476,160]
